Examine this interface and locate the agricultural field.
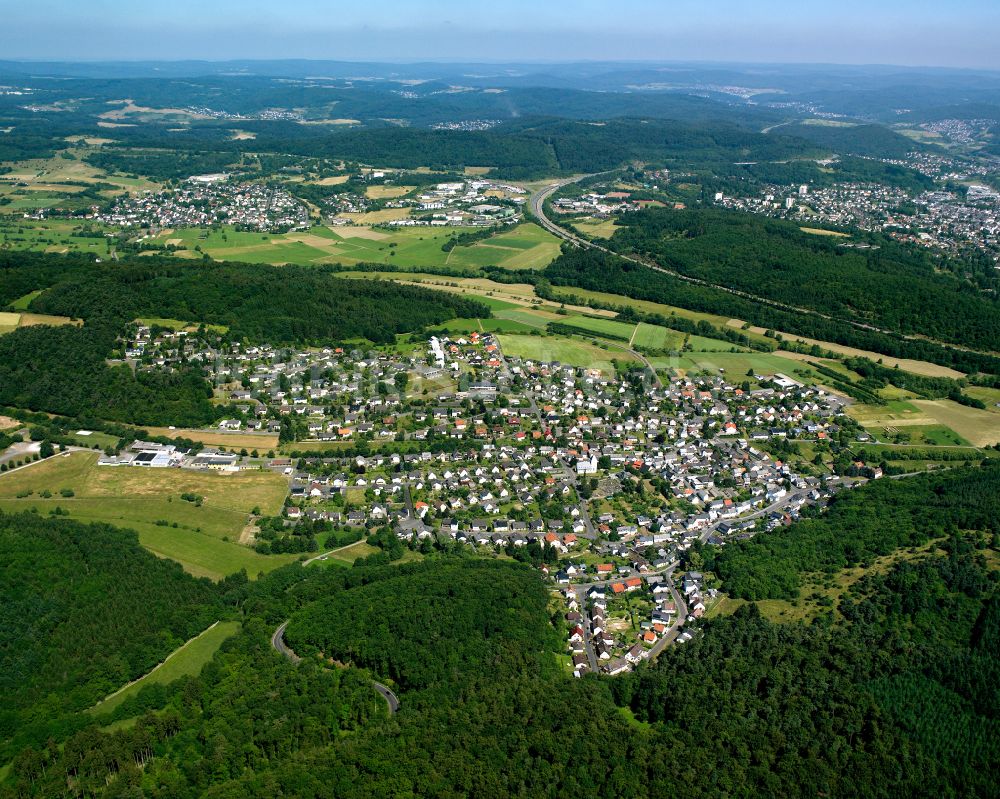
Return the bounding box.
[656,350,811,381]
[444,224,562,270]
[632,322,685,351]
[910,399,1000,448]
[365,185,415,199]
[88,620,241,716]
[549,286,753,331]
[493,306,564,329]
[848,397,1000,448]
[338,208,413,224]
[728,321,966,378]
[0,310,79,335]
[339,272,614,317]
[496,333,640,374]
[141,220,561,271]
[555,314,636,341]
[0,218,114,256]
[0,451,293,579]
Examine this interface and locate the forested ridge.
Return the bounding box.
[607,207,1000,352]
[75,116,822,180]
[543,245,1000,376]
[25,257,490,345]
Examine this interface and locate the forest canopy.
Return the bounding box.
[27,257,490,345]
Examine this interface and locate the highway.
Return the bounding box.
[271,621,400,714]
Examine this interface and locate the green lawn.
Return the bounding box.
[497,333,640,374]
[654,350,808,379]
[88,620,241,716]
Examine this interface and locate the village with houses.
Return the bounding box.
[95,175,311,232]
[104,320,866,676]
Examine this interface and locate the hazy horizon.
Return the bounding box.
[2,0,998,70]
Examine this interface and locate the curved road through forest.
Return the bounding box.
[271,621,400,714]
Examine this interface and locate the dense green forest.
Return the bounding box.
[771,122,923,158]
[606,207,1000,352]
[0,250,93,308]
[0,512,228,759]
[0,324,219,426]
[285,560,557,691]
[706,463,1000,600]
[543,244,1000,376]
[27,257,490,344]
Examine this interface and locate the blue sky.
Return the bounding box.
[2,0,998,67]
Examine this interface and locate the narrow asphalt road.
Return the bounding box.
[271,621,400,714]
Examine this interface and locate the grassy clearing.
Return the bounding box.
[311,539,381,567]
[137,317,229,334]
[9,290,42,310]
[574,218,620,239]
[708,539,954,624]
[88,621,240,716]
[497,333,639,374]
[632,322,684,351]
[0,451,291,578]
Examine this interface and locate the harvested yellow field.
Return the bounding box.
[311,175,351,186]
[140,427,280,450]
[800,227,849,237]
[366,185,414,199]
[911,399,1000,447]
[0,312,78,333]
[333,225,388,240]
[17,313,78,327]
